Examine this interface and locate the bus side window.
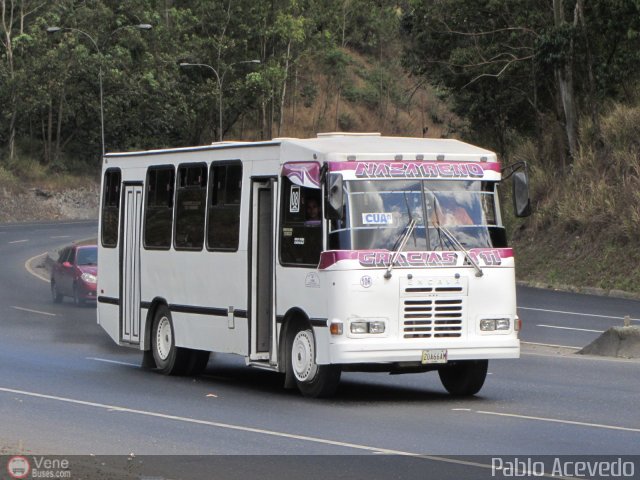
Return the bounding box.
[207,162,242,251]
[279,178,322,267]
[144,166,175,249]
[174,163,207,250]
[101,169,121,248]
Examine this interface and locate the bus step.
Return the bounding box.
[247,361,279,372]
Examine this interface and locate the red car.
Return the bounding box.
[50,244,98,305]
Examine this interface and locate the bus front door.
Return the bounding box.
[120,183,143,344]
[250,179,275,362]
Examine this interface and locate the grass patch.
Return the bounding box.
[1,149,99,194]
[510,99,640,293]
[0,165,19,191]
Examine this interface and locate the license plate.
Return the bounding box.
[421,349,448,364]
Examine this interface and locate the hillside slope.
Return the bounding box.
[510,101,640,295]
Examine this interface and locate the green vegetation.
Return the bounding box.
[514,99,640,293]
[1,0,442,171]
[402,0,640,293]
[2,0,640,292]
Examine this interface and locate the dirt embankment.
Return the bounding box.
[0,185,99,223]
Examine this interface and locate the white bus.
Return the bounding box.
[97,133,531,397]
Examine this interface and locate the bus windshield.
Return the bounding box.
[328,179,507,251]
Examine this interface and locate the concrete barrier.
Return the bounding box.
[578,326,640,359]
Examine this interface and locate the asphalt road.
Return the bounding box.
[1,220,639,479]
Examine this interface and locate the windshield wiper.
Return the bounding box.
[431,197,483,278]
[384,218,417,279]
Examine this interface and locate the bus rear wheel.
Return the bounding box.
[152,305,189,375]
[185,350,210,376]
[438,360,488,396]
[289,326,341,398]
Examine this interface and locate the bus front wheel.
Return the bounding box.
[438,360,488,396]
[289,326,341,398]
[152,305,189,375]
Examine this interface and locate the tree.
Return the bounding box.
[1,0,47,161]
[401,0,545,156]
[402,0,640,161]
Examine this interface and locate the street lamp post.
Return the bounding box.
[180,60,260,141]
[47,24,152,157]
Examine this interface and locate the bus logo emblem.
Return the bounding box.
[305,273,321,288]
[360,275,373,288]
[7,456,30,479]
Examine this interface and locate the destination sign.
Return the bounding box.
[354,162,485,179]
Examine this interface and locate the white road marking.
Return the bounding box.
[536,324,604,333]
[0,385,416,455]
[9,239,29,244]
[50,235,71,239]
[25,252,50,283]
[460,408,640,434]
[521,341,581,350]
[519,306,640,322]
[0,386,505,473]
[10,306,56,317]
[87,357,138,367]
[0,220,95,228]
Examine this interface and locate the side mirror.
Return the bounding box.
[62,261,72,268]
[512,170,531,217]
[326,173,344,220]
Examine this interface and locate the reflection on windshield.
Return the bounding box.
[328,180,506,251]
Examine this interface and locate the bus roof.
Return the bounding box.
[104,133,498,164]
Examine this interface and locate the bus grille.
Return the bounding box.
[402,298,463,338]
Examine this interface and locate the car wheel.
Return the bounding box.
[51,280,63,303]
[438,360,488,396]
[73,284,85,306]
[151,305,190,375]
[288,324,341,398]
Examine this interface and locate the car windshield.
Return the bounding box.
[76,247,98,266]
[328,179,507,251]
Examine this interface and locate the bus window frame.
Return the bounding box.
[278,176,324,268]
[143,164,176,251]
[206,160,243,253]
[101,168,122,249]
[173,162,208,252]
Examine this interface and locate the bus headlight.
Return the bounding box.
[349,320,386,334]
[480,318,510,331]
[350,322,369,334]
[480,319,495,331]
[368,321,386,334]
[495,318,510,330]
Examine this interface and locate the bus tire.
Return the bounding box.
[289,326,341,398]
[185,349,210,376]
[151,305,189,375]
[438,360,488,396]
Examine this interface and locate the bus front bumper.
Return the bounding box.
[327,340,519,365]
